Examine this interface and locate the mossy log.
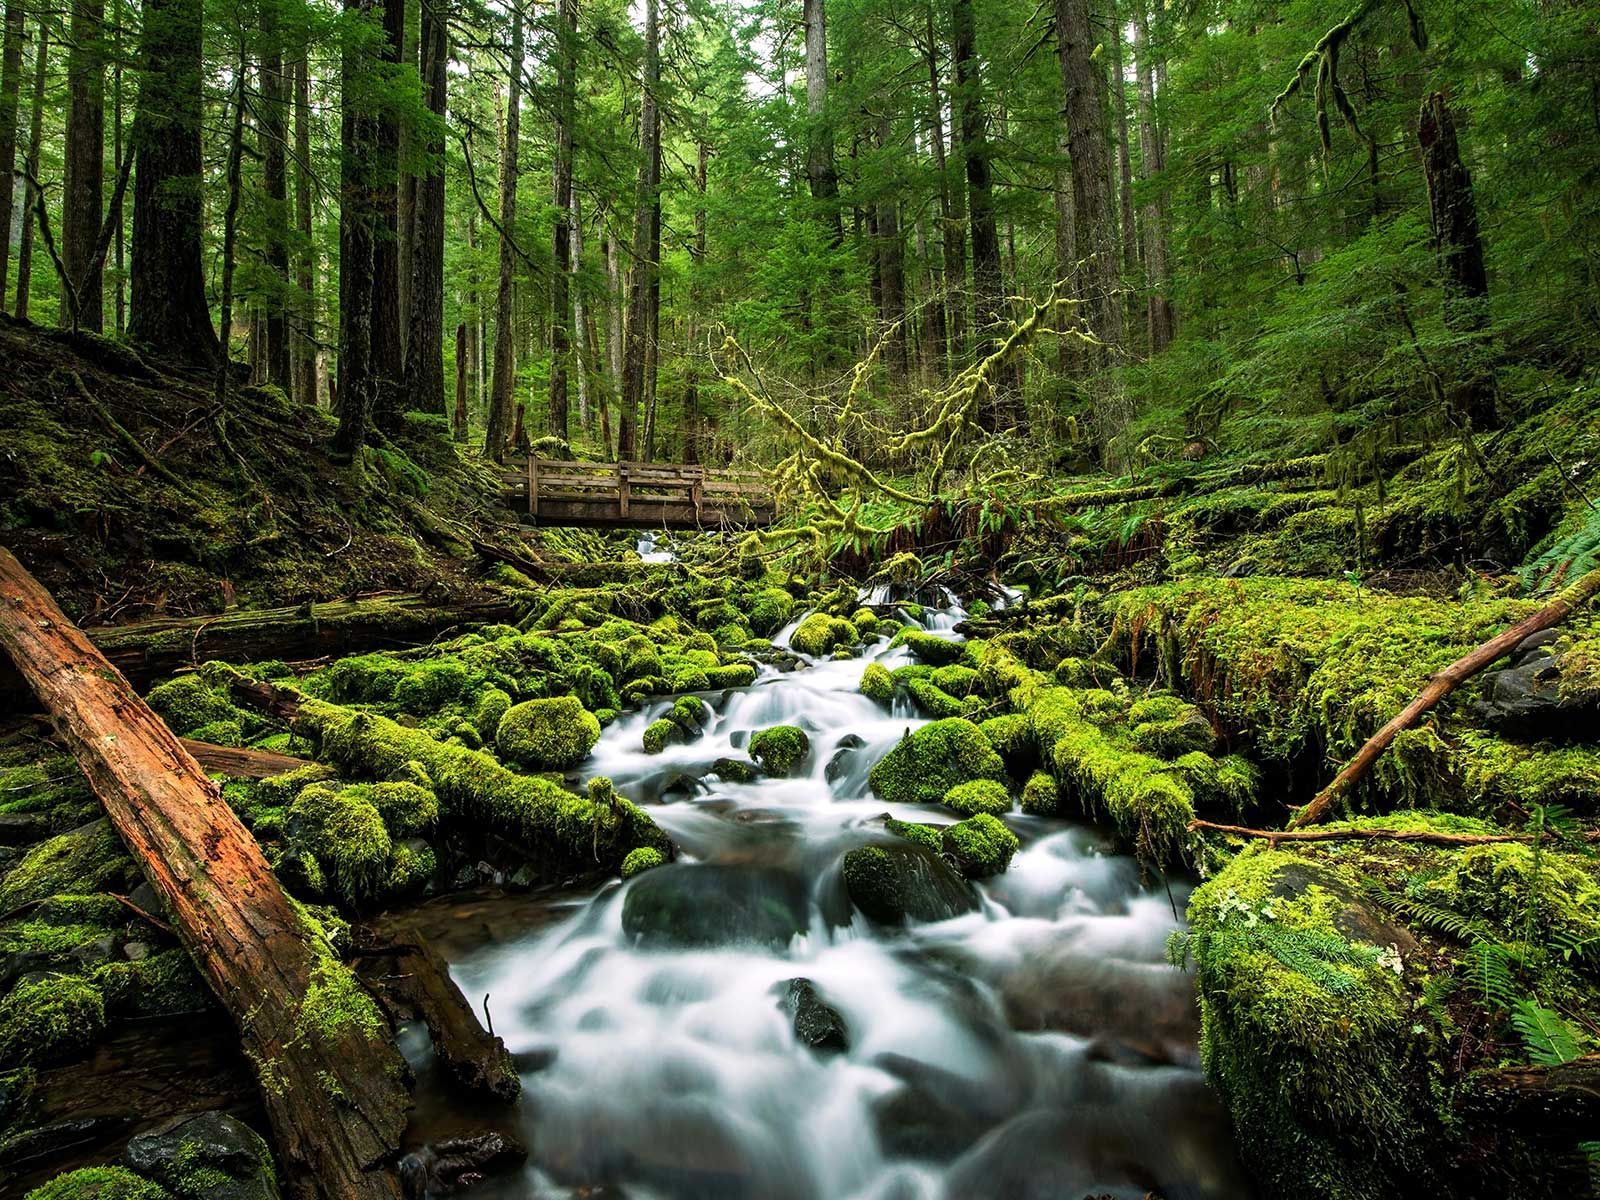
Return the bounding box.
[1292,566,1600,828]
[55,592,519,688]
[0,546,411,1200]
[1472,1053,1600,1137]
[181,739,316,779]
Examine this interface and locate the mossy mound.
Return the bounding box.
[868,719,1006,807]
[790,613,861,657]
[0,821,135,910]
[840,843,978,925]
[941,813,1019,878]
[621,847,666,879]
[749,725,811,777]
[494,696,602,769]
[889,629,967,666]
[860,662,896,705]
[23,1168,171,1200]
[941,778,1010,818]
[0,972,107,1066]
[1178,816,1600,1198]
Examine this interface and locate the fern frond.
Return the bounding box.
[1509,998,1586,1066]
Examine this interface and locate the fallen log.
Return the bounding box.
[1470,1053,1600,1137]
[356,925,520,1102]
[1290,566,1600,829]
[0,546,411,1200]
[182,738,316,779]
[1188,819,1529,848]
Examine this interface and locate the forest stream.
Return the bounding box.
[401,565,1249,1200]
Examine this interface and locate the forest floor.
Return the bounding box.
[1,320,1599,1199]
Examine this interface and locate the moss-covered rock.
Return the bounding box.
[868,718,1006,806]
[747,588,797,637]
[473,687,514,741]
[0,973,106,1065]
[860,662,896,705]
[749,725,810,777]
[0,820,134,910]
[642,718,679,755]
[1020,770,1059,815]
[705,663,759,690]
[905,678,968,718]
[24,1168,171,1200]
[95,949,209,1018]
[494,696,602,769]
[890,629,967,666]
[146,675,243,737]
[285,784,392,906]
[840,843,977,925]
[790,613,860,657]
[621,847,665,879]
[710,757,760,783]
[942,813,1019,878]
[941,778,1011,817]
[882,817,944,853]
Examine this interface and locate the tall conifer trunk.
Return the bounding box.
[0,0,26,312]
[63,0,105,330]
[619,0,659,462]
[483,4,524,462]
[548,0,576,441]
[403,0,448,416]
[1055,0,1121,356]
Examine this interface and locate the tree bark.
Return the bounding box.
[875,116,908,379]
[403,0,448,417]
[261,2,291,390]
[571,190,591,435]
[618,0,659,462]
[482,5,523,463]
[547,0,577,442]
[127,0,217,363]
[14,21,44,318]
[952,0,1008,416]
[369,0,405,432]
[1133,3,1173,352]
[1418,93,1487,302]
[63,0,105,330]
[802,0,841,244]
[1291,567,1600,829]
[0,0,25,313]
[682,140,707,463]
[1055,0,1121,356]
[920,23,950,373]
[1110,2,1138,285]
[294,49,318,406]
[0,547,411,1200]
[1052,128,1076,372]
[336,0,380,455]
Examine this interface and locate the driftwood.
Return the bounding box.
[0,546,411,1200]
[1290,567,1600,829]
[357,925,520,1102]
[1188,819,1528,848]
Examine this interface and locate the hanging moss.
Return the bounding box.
[1020,770,1059,815]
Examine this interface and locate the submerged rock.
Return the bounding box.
[840,842,977,925]
[123,1111,279,1200]
[621,863,809,947]
[777,978,849,1054]
[398,1131,527,1199]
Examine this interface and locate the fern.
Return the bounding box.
[1465,939,1520,1011]
[1173,924,1382,997]
[1520,503,1600,593]
[1509,998,1586,1065]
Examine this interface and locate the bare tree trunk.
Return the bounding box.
[876,115,908,378]
[216,54,247,408]
[483,4,524,462]
[1055,0,1122,356]
[16,24,45,318]
[369,0,404,432]
[0,0,22,311]
[110,0,124,334]
[1053,128,1077,372]
[335,0,380,456]
[255,4,289,389]
[402,0,447,416]
[294,50,318,406]
[0,548,411,1200]
[127,0,217,362]
[802,0,841,243]
[927,16,965,364]
[952,0,1009,418]
[571,190,590,435]
[64,0,105,331]
[1134,3,1173,352]
[681,141,707,463]
[453,321,468,440]
[619,0,659,462]
[547,0,576,442]
[1110,3,1137,284]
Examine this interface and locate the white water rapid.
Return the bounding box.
[438,598,1250,1200]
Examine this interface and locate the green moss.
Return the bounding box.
[749,725,811,777]
[0,821,133,910]
[252,763,335,809]
[977,713,1032,768]
[860,662,895,705]
[1021,770,1059,815]
[385,841,437,898]
[185,718,244,746]
[145,674,245,737]
[711,757,760,783]
[790,613,860,657]
[474,687,514,741]
[942,812,1020,877]
[286,784,393,906]
[621,847,665,879]
[23,1167,170,1200]
[906,678,966,718]
[669,695,708,734]
[365,780,438,836]
[94,949,208,1018]
[297,700,669,875]
[298,956,386,1046]
[619,636,664,683]
[747,587,797,637]
[869,718,1006,806]
[1052,721,1195,863]
[0,973,106,1066]
[705,663,759,689]
[642,718,678,755]
[1175,751,1260,813]
[392,658,474,713]
[850,607,881,635]
[495,696,602,769]
[942,778,1011,817]
[883,817,943,852]
[889,628,967,666]
[1054,657,1094,687]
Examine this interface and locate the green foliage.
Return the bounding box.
[868,719,1006,807]
[494,696,602,769]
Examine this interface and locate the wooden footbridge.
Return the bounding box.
[503,457,776,530]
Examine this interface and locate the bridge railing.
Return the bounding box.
[502,457,774,528]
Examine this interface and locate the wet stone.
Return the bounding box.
[621,863,809,948]
[124,1110,279,1200]
[778,978,849,1055]
[840,842,978,926]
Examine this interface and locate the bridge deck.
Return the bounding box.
[502,458,776,530]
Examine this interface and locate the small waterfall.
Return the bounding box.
[433,591,1251,1200]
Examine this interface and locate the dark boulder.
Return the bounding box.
[1473,634,1600,740]
[778,978,848,1054]
[124,1111,279,1200]
[399,1131,527,1199]
[840,842,978,926]
[622,863,810,948]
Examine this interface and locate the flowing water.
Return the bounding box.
[430,585,1250,1200]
